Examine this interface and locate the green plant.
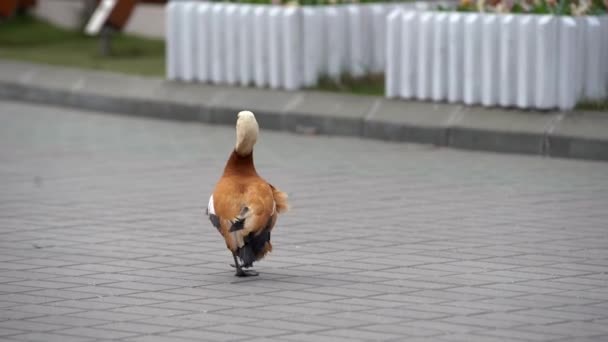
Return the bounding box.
[452,0,607,15]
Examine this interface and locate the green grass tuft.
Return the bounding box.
[0,14,165,77]
[576,99,608,112]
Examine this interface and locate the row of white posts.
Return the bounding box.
[166,1,608,110]
[166,1,440,90]
[386,11,608,110]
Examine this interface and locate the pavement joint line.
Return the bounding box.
[70,78,86,92]
[282,93,305,113]
[541,111,568,154]
[443,105,466,127]
[18,69,37,84]
[363,99,382,121]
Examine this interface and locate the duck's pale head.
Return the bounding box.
[235,110,259,156]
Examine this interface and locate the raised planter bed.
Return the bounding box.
[165,1,445,90]
[385,10,608,110]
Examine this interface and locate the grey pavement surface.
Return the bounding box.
[1,100,608,342]
[1,60,608,162]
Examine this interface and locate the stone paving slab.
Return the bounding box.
[0,60,607,162]
[1,100,608,342]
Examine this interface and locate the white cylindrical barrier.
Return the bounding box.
[416,12,433,100]
[196,3,212,83]
[253,6,268,88]
[574,17,586,99]
[498,15,516,107]
[463,14,481,105]
[326,7,347,79]
[535,16,557,109]
[224,5,239,85]
[582,17,605,100]
[382,10,606,110]
[558,17,578,111]
[385,9,402,98]
[165,1,179,80]
[238,5,254,87]
[211,4,225,84]
[431,12,448,102]
[283,7,302,91]
[516,15,535,108]
[370,4,387,73]
[165,4,608,101]
[180,2,197,82]
[400,11,418,99]
[303,7,321,87]
[268,6,283,89]
[447,13,462,103]
[347,5,366,77]
[603,16,608,91]
[480,14,498,107]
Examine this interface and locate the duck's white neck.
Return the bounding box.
[235,111,259,156]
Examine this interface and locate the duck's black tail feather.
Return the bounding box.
[238,228,271,268]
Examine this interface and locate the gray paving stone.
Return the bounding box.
[55,327,138,340]
[318,328,402,341]
[0,320,67,332]
[9,304,82,316]
[249,320,327,333]
[363,99,454,145]
[549,111,608,160]
[93,321,175,334]
[125,336,198,342]
[282,333,367,342]
[10,332,93,342]
[166,329,247,341]
[27,315,110,327]
[360,323,445,338]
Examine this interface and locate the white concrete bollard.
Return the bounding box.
[498,15,516,107]
[582,17,605,100]
[516,15,535,109]
[400,11,418,99]
[385,9,402,98]
[447,13,462,103]
[224,5,239,86]
[463,14,481,105]
[416,12,433,100]
[347,5,366,78]
[603,16,608,92]
[558,17,578,111]
[196,3,212,83]
[253,6,269,88]
[480,14,498,107]
[326,6,347,79]
[535,16,558,109]
[303,7,322,87]
[268,7,283,89]
[370,4,387,74]
[431,12,448,102]
[238,5,254,87]
[211,4,225,84]
[179,2,197,82]
[283,7,301,90]
[165,1,179,80]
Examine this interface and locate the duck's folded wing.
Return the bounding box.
[206,195,221,232]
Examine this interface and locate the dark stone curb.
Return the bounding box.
[1,61,607,162]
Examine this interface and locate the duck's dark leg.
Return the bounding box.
[232,253,258,277]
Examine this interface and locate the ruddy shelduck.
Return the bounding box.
[206,111,288,277]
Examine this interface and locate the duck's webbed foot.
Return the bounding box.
[232,254,259,277]
[235,269,259,277]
